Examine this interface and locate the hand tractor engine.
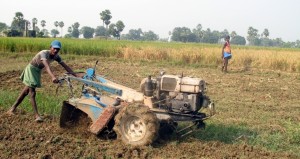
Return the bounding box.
[142,72,211,114]
[58,61,215,147]
[141,72,215,127]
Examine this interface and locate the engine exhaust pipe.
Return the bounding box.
[144,76,154,97]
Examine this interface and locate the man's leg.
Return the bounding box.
[8,86,30,114]
[224,58,229,72]
[28,87,42,120]
[222,58,226,72]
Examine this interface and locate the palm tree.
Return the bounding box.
[41,20,46,29]
[115,20,125,40]
[230,31,237,39]
[41,20,46,36]
[67,26,72,34]
[58,21,64,37]
[54,21,59,29]
[71,22,80,38]
[100,10,112,39]
[12,12,24,32]
[262,28,269,38]
[100,10,112,29]
[24,20,30,37]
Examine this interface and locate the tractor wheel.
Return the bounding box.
[59,101,84,128]
[113,104,159,146]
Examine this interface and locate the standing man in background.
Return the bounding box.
[221,35,232,73]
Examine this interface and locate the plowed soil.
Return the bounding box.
[0,61,298,159]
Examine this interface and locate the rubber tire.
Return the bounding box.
[113,104,159,146]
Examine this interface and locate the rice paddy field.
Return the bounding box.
[0,37,299,158]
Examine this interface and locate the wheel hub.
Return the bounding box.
[125,116,146,141]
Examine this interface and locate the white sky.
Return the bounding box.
[1,0,299,41]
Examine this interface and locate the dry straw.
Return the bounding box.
[120,45,300,72]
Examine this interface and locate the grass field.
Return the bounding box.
[1,37,300,72]
[0,38,299,158]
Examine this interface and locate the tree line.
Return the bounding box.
[0,10,126,40]
[0,10,299,48]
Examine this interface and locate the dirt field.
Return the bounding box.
[0,59,299,159]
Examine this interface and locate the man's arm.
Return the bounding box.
[41,60,58,83]
[221,43,226,59]
[60,62,76,76]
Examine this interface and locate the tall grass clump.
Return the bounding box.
[0,37,122,56]
[122,46,170,61]
[233,48,300,72]
[120,42,222,67]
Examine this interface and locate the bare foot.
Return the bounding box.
[6,110,16,116]
[35,116,44,122]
